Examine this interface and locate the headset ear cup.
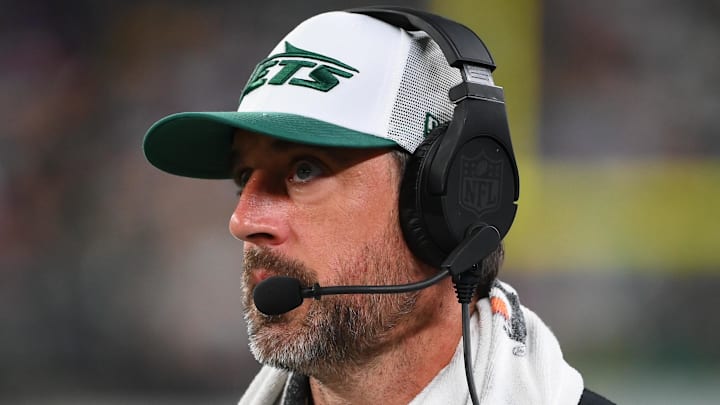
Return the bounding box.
[399,124,449,267]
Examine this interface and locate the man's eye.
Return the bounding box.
[234,169,252,196]
[290,160,323,183]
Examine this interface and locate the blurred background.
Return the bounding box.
[1,0,718,403]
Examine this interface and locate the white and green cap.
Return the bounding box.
[143,11,461,178]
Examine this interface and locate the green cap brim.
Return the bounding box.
[143,111,398,179]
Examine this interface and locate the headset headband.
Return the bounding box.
[347,6,495,70]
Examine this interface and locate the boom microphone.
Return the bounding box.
[253,270,450,316]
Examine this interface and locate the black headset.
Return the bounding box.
[348,6,520,270]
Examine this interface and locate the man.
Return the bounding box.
[143,8,613,405]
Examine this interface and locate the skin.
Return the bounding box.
[229,130,466,405]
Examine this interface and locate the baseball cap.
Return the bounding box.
[143,11,461,179]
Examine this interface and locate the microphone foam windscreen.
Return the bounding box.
[252,276,304,315]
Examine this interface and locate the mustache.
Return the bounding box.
[243,248,318,286]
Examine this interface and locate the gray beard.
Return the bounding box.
[242,247,418,379]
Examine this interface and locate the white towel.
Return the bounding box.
[409,281,584,404]
[238,366,288,405]
[238,280,584,405]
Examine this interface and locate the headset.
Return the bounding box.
[347,6,520,270]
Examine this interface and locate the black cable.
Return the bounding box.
[462,302,480,405]
[453,263,482,405]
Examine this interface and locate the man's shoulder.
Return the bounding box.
[578,388,616,405]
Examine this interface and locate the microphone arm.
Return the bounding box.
[301,269,450,299]
[301,225,501,300]
[252,270,450,316]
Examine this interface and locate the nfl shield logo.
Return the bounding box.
[460,152,503,216]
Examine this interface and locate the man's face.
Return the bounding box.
[229,131,427,377]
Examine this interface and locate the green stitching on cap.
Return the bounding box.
[269,60,317,85]
[281,42,359,72]
[240,41,359,97]
[243,59,279,97]
[289,65,353,92]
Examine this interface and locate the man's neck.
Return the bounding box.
[308,280,464,405]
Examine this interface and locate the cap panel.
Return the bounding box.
[387,31,461,153]
[237,11,409,142]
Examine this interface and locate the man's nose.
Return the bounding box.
[229,171,289,247]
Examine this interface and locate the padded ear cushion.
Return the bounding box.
[399,123,449,268]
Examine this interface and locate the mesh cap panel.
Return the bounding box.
[387,31,462,153]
